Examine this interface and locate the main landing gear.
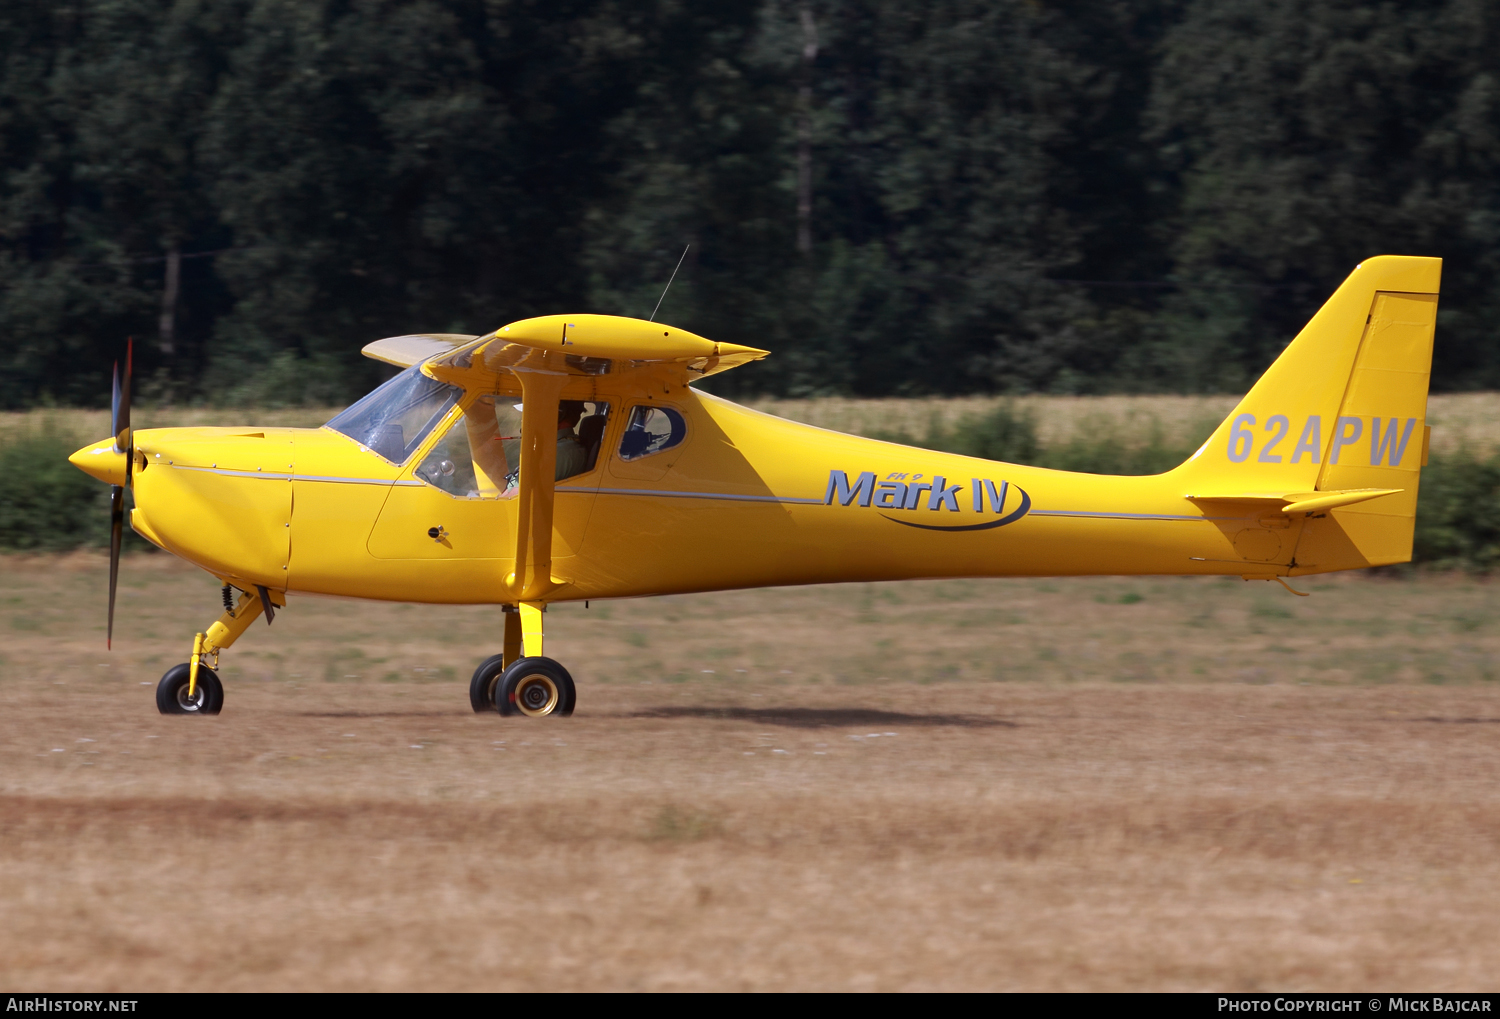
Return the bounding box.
[156,584,283,716]
[469,602,575,718]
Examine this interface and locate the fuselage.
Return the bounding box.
[111,387,1332,605]
[64,263,1438,722]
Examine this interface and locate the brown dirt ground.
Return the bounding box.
[2,553,1499,991]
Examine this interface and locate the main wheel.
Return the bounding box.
[496,657,576,718]
[469,654,508,713]
[156,663,224,715]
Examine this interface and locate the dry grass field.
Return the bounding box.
[10,390,1500,453]
[2,553,1499,990]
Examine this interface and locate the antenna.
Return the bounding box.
[649,244,690,322]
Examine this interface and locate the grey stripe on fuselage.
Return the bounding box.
[168,465,421,486]
[571,486,1220,520]
[560,485,824,505]
[165,467,1222,519]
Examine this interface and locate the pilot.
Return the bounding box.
[463,398,508,495]
[556,400,589,480]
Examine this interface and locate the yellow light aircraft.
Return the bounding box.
[70,255,1439,717]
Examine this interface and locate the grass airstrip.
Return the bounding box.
[2,552,1498,990]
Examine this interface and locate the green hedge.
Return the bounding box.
[1410,453,1500,571]
[0,428,147,551]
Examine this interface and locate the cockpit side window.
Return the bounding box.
[414,402,507,499]
[325,366,460,465]
[619,405,686,461]
[414,395,612,498]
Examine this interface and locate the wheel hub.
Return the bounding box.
[175,684,205,712]
[515,674,559,716]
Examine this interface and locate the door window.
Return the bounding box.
[415,405,504,498]
[415,397,611,497]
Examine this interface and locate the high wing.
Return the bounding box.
[358,314,770,653]
[359,333,480,368]
[359,314,769,380]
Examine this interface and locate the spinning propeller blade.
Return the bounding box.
[108,484,123,649]
[107,339,133,649]
[112,338,132,467]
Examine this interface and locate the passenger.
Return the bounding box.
[556,400,589,480]
[463,400,508,496]
[576,413,608,471]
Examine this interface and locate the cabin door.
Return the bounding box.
[367,397,606,561]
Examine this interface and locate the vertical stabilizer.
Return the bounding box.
[1173,256,1440,570]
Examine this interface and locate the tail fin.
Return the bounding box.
[1175,255,1440,570]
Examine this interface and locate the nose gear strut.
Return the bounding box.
[160,585,284,715]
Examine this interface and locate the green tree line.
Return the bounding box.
[3,0,1498,407]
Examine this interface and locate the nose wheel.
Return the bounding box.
[151,586,282,716]
[156,663,224,715]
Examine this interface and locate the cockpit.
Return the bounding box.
[410,396,612,498]
[325,366,616,497]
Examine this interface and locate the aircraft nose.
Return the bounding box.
[69,438,128,486]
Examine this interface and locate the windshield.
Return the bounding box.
[325,366,461,465]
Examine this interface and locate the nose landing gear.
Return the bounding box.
[156,662,224,714]
[155,585,283,716]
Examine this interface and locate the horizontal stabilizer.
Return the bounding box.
[1280,489,1403,514]
[1186,488,1403,514]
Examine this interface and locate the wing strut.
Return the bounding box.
[507,367,569,617]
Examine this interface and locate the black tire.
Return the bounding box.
[156,663,224,716]
[496,657,576,718]
[469,654,508,713]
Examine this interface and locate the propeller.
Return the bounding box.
[108,338,133,650]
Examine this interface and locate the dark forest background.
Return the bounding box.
[3,0,1498,408]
